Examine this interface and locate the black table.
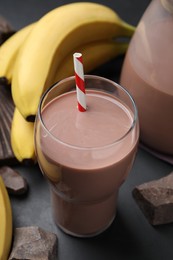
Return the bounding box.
[1,1,173,259]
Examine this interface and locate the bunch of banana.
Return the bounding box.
[10,107,36,164]
[0,176,13,260]
[0,2,135,163]
[10,40,129,164]
[10,2,135,121]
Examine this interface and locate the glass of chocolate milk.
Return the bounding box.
[35,75,139,237]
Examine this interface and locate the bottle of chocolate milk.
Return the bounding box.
[120,0,173,156]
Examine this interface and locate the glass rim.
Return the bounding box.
[37,75,138,150]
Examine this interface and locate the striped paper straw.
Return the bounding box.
[73,52,86,112]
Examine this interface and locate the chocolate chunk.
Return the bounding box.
[0,82,17,166]
[0,16,15,45]
[9,226,58,260]
[0,17,17,166]
[132,172,173,225]
[0,166,28,195]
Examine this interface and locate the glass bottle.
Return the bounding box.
[120,0,173,156]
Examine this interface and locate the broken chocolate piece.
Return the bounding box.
[9,226,58,260]
[0,82,17,165]
[132,172,173,225]
[0,166,28,195]
[0,16,15,45]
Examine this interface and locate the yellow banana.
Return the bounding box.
[11,107,36,163]
[0,176,12,260]
[0,23,34,83]
[12,2,135,121]
[54,40,128,83]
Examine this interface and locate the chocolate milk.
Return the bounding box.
[120,0,173,155]
[37,90,139,236]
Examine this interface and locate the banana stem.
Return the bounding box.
[120,20,136,37]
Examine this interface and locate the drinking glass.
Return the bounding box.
[34,75,139,237]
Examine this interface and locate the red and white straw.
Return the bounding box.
[73,52,86,112]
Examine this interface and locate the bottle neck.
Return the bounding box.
[161,0,173,13]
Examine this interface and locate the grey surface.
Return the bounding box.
[1,0,173,259]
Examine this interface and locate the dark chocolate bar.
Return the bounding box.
[132,172,173,225]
